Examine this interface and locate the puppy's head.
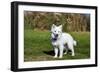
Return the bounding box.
[51,24,62,40]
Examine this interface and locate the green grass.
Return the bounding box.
[24,30,90,61]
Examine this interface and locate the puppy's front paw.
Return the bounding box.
[59,56,62,58]
[72,53,75,56]
[54,55,57,58]
[64,52,67,55]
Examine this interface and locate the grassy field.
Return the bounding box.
[24,29,90,61]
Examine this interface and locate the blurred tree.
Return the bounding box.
[24,11,90,32]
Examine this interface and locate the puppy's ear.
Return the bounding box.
[52,24,56,28]
[59,25,62,30]
[51,24,56,30]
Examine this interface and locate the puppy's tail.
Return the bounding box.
[73,40,77,46]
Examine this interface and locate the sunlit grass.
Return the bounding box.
[24,30,90,61]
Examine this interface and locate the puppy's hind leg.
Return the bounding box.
[71,47,75,56]
[68,44,75,56]
[64,44,68,55]
[64,49,68,55]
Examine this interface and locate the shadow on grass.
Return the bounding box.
[43,50,54,56]
[43,50,72,56]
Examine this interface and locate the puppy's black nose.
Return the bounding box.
[55,34,58,37]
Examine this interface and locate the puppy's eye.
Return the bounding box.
[54,31,56,32]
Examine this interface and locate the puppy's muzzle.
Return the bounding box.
[55,34,58,38]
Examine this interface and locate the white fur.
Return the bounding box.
[51,24,76,58]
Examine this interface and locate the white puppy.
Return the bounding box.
[51,24,76,58]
